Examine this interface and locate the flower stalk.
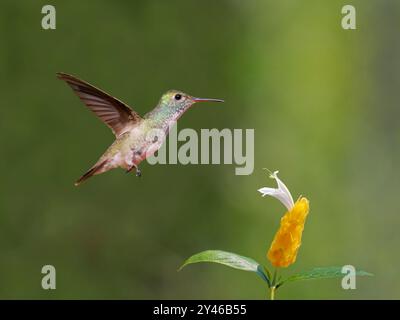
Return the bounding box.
[269,268,279,300]
[270,286,276,300]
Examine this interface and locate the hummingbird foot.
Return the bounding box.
[126,164,141,177]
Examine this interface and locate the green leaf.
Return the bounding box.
[257,265,271,287]
[277,266,373,287]
[179,250,259,272]
[179,250,271,285]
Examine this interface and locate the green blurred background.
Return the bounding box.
[1,0,399,299]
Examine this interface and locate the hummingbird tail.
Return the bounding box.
[74,160,108,186]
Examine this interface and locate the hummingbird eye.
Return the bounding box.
[174,94,182,101]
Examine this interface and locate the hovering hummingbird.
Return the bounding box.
[57,73,224,186]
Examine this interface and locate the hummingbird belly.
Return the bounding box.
[102,125,167,171]
[126,125,167,163]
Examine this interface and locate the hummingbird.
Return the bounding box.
[57,73,224,186]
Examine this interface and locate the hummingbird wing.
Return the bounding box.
[57,72,142,136]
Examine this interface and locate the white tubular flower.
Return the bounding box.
[258,171,294,211]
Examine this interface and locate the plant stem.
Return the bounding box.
[269,268,279,300]
[270,286,276,300]
[272,268,277,286]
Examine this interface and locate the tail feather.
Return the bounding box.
[75,160,108,186]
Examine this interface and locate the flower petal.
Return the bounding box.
[258,171,294,211]
[267,197,309,267]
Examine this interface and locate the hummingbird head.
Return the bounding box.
[160,90,224,119]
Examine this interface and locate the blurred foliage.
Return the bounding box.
[0,0,399,299]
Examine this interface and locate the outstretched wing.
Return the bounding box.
[57,72,142,136]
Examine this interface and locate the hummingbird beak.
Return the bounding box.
[192,97,224,103]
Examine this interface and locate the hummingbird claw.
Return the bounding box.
[126,165,141,177]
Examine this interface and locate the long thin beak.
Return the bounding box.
[192,97,224,103]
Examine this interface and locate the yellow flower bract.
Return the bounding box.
[267,197,309,268]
